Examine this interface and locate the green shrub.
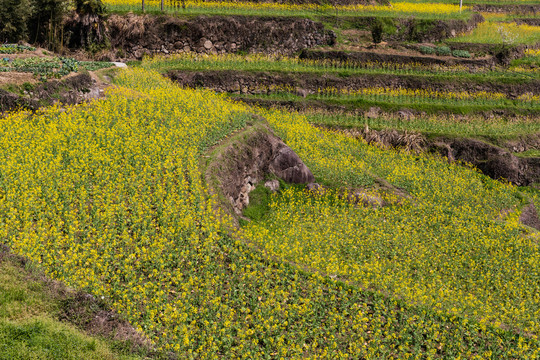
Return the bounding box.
[452,50,472,58]
[435,46,452,56]
[419,45,435,55]
[371,21,384,44]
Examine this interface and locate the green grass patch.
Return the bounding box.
[242,184,274,222]
[516,149,540,157]
[0,256,149,360]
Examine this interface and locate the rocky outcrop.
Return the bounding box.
[429,138,539,186]
[339,127,540,187]
[207,125,314,216]
[104,14,336,60]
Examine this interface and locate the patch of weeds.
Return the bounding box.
[242,184,274,222]
[22,82,34,93]
[242,180,307,223]
[516,149,540,157]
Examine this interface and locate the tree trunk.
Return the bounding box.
[142,0,145,12]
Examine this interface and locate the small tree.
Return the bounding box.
[497,24,518,47]
[371,21,384,44]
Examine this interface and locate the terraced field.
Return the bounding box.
[0,67,538,358]
[0,0,539,358]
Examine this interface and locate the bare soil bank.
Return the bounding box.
[0,73,100,114]
[335,127,540,186]
[300,49,495,69]
[166,69,540,98]
[473,4,540,15]
[331,14,484,43]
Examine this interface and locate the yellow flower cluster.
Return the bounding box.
[1,68,538,357]
[102,0,468,15]
[343,2,468,14]
[525,48,540,57]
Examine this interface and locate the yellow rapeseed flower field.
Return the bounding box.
[1,68,538,357]
[102,0,467,15]
[241,108,540,342]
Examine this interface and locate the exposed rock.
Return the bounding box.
[352,191,384,208]
[365,106,381,119]
[307,182,323,191]
[337,127,539,186]
[207,124,315,217]
[264,180,280,192]
[235,178,255,214]
[520,204,540,231]
[397,109,415,120]
[270,147,315,184]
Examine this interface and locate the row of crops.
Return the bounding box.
[0,44,36,54]
[1,68,538,357]
[0,57,114,80]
